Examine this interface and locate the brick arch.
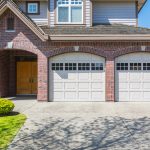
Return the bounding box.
[0,48,40,56]
[114,46,150,58]
[44,46,108,58]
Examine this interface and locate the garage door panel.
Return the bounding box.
[92,92,104,100]
[129,73,141,81]
[143,92,150,99]
[130,92,142,100]
[78,92,89,100]
[118,92,129,101]
[118,72,128,81]
[91,73,103,81]
[78,73,90,80]
[119,82,128,89]
[67,72,77,80]
[65,92,77,100]
[91,83,103,90]
[53,72,65,80]
[130,82,141,89]
[50,53,105,102]
[143,73,150,81]
[65,82,76,90]
[143,82,150,89]
[54,82,63,90]
[53,92,64,100]
[78,83,89,90]
[116,52,150,102]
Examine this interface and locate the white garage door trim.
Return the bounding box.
[49,52,105,102]
[115,52,150,102]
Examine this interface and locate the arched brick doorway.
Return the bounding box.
[0,49,37,97]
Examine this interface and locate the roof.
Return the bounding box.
[39,24,150,41]
[138,0,147,12]
[0,0,48,41]
[41,24,150,35]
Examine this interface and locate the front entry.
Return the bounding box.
[17,61,37,95]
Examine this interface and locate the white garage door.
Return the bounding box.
[116,53,150,102]
[49,53,105,101]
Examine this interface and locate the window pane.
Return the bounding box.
[58,7,69,22]
[28,3,38,13]
[7,18,14,30]
[71,7,82,22]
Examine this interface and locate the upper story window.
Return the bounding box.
[26,2,40,15]
[57,0,83,24]
[6,17,15,32]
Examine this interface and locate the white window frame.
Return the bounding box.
[27,3,38,14]
[57,0,83,24]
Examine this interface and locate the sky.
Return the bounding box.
[138,0,150,28]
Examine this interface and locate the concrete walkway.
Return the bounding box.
[8,98,150,150]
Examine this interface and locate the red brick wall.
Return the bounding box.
[106,60,115,102]
[1,10,150,102]
[0,51,9,97]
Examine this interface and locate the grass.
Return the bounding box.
[0,113,26,150]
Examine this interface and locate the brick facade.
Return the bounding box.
[1,10,150,102]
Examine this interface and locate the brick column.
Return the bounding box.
[9,54,16,96]
[105,59,115,102]
[38,53,48,101]
[0,51,9,97]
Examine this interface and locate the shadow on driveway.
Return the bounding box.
[8,116,150,150]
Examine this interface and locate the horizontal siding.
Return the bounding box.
[93,2,136,26]
[17,1,48,25]
[85,0,91,27]
[50,0,55,27]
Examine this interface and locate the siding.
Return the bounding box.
[17,1,48,25]
[85,0,91,27]
[50,0,55,27]
[93,2,136,26]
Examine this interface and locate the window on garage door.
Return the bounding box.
[116,63,128,70]
[65,63,77,70]
[51,63,104,71]
[130,63,142,71]
[52,63,63,70]
[143,63,150,70]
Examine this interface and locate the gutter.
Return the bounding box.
[49,34,150,41]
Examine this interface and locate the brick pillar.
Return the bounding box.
[0,51,9,97]
[106,59,115,102]
[9,53,16,96]
[38,53,48,101]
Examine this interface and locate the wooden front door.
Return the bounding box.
[17,61,37,95]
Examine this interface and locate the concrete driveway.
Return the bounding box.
[8,98,150,150]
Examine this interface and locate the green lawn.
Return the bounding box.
[0,114,26,150]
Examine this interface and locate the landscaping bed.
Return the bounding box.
[0,98,26,149]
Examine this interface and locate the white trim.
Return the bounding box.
[5,30,16,32]
[57,0,83,24]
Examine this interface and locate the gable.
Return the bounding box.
[0,0,48,41]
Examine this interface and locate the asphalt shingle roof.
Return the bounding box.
[40,24,150,35]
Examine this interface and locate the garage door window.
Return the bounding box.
[91,63,103,70]
[130,63,141,70]
[52,63,63,70]
[116,63,128,70]
[143,63,150,70]
[65,63,77,70]
[78,63,90,70]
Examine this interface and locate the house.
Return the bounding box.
[139,0,150,28]
[0,0,150,102]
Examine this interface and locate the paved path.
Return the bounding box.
[8,98,150,150]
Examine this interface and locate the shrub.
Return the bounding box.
[0,99,15,115]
